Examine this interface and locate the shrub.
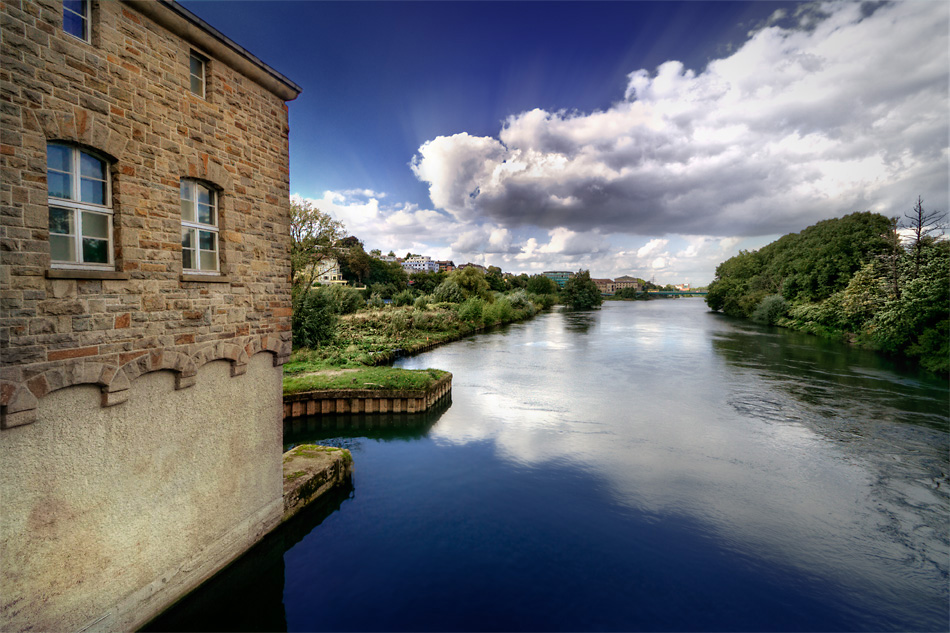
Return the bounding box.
[413,295,430,310]
[392,289,415,307]
[458,297,484,324]
[433,279,464,303]
[367,292,385,309]
[316,284,364,314]
[484,297,514,324]
[292,288,337,348]
[752,294,788,325]
[507,289,530,309]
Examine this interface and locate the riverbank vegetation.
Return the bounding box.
[283,366,449,395]
[706,202,948,373]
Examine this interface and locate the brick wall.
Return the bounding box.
[0,0,297,427]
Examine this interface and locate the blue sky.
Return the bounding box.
[181,1,949,284]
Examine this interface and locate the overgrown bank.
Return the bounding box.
[286,268,558,395]
[705,205,948,374]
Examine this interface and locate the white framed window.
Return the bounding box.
[47,143,112,269]
[63,0,90,42]
[180,180,219,273]
[189,51,206,98]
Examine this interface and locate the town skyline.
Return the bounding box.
[183,0,949,285]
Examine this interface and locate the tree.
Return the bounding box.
[339,243,371,284]
[903,196,947,281]
[485,266,506,292]
[563,270,603,309]
[290,198,345,289]
[449,266,492,301]
[369,248,382,258]
[526,274,558,295]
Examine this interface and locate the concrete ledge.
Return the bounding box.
[282,445,353,523]
[283,373,452,419]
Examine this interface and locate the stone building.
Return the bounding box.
[0,1,300,630]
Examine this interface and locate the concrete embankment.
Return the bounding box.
[281,445,353,524]
[283,373,452,418]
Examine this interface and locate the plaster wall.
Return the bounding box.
[0,352,283,632]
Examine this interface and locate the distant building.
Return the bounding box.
[592,278,616,295]
[313,258,346,285]
[435,260,456,272]
[614,276,641,291]
[675,283,691,291]
[402,255,439,273]
[543,270,574,289]
[378,255,398,263]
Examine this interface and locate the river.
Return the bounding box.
[146,299,949,632]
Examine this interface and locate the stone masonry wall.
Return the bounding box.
[0,0,294,426]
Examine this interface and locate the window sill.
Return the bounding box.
[180,274,231,284]
[46,269,130,280]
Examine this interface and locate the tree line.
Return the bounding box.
[705,199,948,373]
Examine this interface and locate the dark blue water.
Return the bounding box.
[146,300,949,632]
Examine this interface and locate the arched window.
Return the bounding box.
[47,143,113,268]
[180,179,219,273]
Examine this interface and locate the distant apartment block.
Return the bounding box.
[402,255,439,273]
[436,260,456,272]
[543,270,574,289]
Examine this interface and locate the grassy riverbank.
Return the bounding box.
[284,298,547,396]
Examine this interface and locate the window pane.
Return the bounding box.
[182,228,194,250]
[190,74,203,96]
[49,207,74,236]
[80,152,105,180]
[47,144,71,172]
[197,203,214,225]
[197,186,211,206]
[180,199,195,223]
[182,248,195,270]
[198,230,216,251]
[81,211,109,239]
[199,251,217,271]
[180,179,194,201]
[63,10,85,39]
[48,171,72,199]
[82,238,108,264]
[190,55,203,77]
[80,177,106,205]
[50,235,75,262]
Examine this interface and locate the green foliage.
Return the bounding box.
[450,266,493,301]
[409,271,446,294]
[458,296,485,324]
[433,279,464,303]
[751,294,788,325]
[413,295,430,310]
[292,288,337,348]
[526,274,558,295]
[365,257,408,291]
[283,366,449,394]
[562,270,603,309]
[483,297,515,325]
[507,289,530,309]
[315,284,365,314]
[707,207,948,374]
[290,198,346,290]
[367,292,385,309]
[485,266,506,292]
[392,289,415,307]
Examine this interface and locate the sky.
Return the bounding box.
[180,0,949,284]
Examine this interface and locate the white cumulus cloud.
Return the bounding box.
[410,1,948,238]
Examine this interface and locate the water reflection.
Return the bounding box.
[562,309,597,333]
[397,300,949,630]
[283,394,452,449]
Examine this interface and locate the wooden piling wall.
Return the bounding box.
[283,373,452,419]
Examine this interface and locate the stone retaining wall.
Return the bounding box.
[283,373,452,419]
